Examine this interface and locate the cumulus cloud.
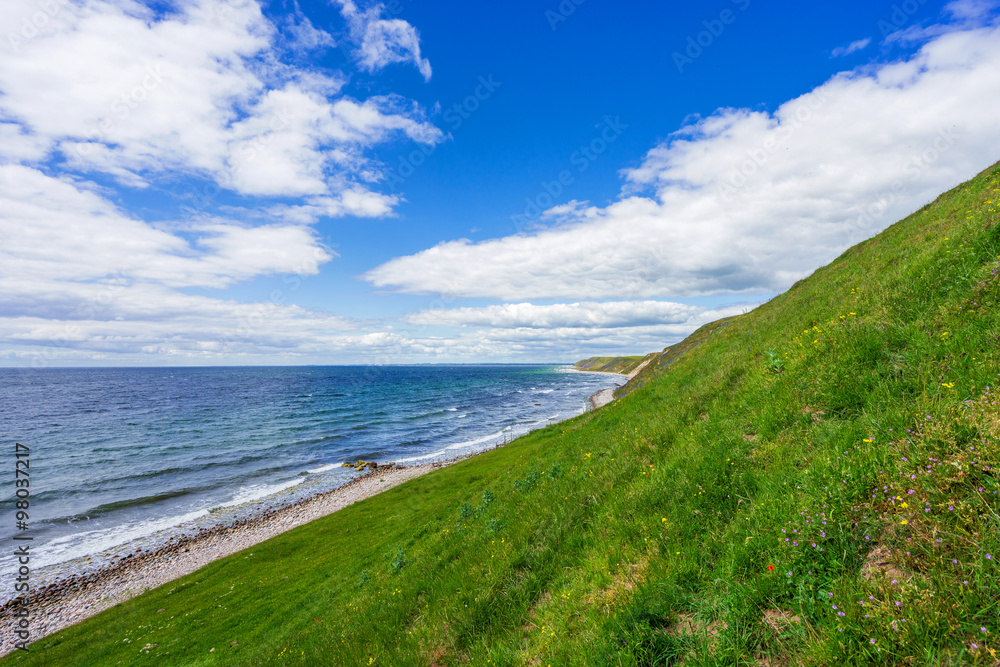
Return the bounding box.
[365,20,1000,301]
[0,164,361,363]
[335,0,433,81]
[0,165,334,291]
[0,0,455,364]
[0,0,441,202]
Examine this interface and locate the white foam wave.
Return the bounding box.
[396,429,507,463]
[218,477,305,509]
[6,508,211,575]
[307,463,342,474]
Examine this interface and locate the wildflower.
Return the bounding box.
[767,565,775,571]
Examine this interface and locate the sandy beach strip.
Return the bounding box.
[0,462,443,656]
[588,387,618,409]
[583,357,653,409]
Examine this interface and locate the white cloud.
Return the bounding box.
[365,22,1000,301]
[0,165,332,290]
[946,0,1000,20]
[404,301,704,329]
[831,37,871,57]
[0,0,441,204]
[0,122,51,162]
[335,0,433,81]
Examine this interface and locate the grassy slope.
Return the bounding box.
[574,356,652,375]
[8,162,1000,666]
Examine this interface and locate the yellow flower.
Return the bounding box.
[900,519,908,525]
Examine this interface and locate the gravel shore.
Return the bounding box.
[0,462,441,656]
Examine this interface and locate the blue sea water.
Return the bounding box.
[0,365,620,588]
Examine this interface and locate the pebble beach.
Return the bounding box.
[0,463,438,656]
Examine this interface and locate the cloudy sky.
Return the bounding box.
[1,0,999,366]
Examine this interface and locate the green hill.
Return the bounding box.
[574,355,653,375]
[7,161,1000,666]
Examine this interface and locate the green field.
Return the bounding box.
[8,161,1000,665]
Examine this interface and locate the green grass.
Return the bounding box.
[574,355,652,375]
[7,161,1000,665]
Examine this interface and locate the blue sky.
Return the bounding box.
[1,0,999,365]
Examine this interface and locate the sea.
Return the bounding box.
[0,365,620,593]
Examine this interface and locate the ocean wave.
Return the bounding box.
[216,477,305,509]
[1,507,211,577]
[306,463,343,474]
[395,430,507,463]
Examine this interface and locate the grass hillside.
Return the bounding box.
[574,355,653,375]
[7,161,1000,666]
[615,318,737,400]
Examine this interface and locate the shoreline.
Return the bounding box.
[0,370,628,656]
[0,460,455,656]
[580,356,653,409]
